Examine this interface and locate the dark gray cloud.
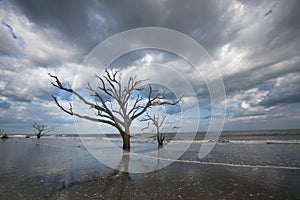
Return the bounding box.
[10,0,233,56]
[10,0,113,54]
[0,0,299,132]
[259,73,300,107]
[260,91,300,107]
[222,55,300,94]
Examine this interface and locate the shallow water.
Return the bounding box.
[0,130,300,199]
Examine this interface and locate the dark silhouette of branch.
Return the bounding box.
[0,128,8,139]
[140,113,167,147]
[33,122,53,139]
[49,69,179,150]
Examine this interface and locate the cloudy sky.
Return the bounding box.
[0,0,299,135]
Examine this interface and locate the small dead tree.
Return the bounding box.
[141,113,166,148]
[0,128,8,139]
[33,123,53,139]
[49,69,178,151]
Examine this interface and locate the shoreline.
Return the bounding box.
[1,135,300,199]
[3,128,300,138]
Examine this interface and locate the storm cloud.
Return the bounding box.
[0,0,299,133]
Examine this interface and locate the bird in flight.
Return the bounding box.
[264,9,272,17]
[173,126,180,130]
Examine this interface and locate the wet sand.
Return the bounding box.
[1,137,300,199]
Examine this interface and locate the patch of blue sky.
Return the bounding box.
[165,104,181,114]
[55,90,73,101]
[0,101,11,109]
[55,82,73,101]
[258,84,273,91]
[178,107,211,119]
[200,108,211,119]
[130,90,142,99]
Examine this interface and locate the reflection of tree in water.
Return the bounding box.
[52,152,172,199]
[51,153,134,199]
[102,153,134,198]
[111,153,131,175]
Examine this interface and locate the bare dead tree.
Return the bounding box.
[33,123,53,139]
[141,113,167,148]
[0,128,8,139]
[49,69,179,151]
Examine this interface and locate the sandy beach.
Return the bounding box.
[1,131,300,200]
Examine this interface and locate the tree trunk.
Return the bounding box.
[157,135,161,147]
[122,133,130,151]
[157,133,165,148]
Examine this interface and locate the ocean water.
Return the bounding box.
[80,129,300,169]
[5,129,300,169]
[134,129,300,168]
[0,129,299,199]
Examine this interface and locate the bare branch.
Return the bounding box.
[49,69,180,150]
[130,84,180,121]
[52,95,119,128]
[86,83,124,126]
[141,122,150,132]
[52,95,73,115]
[140,113,167,147]
[48,73,73,92]
[33,122,53,138]
[159,115,167,127]
[0,128,5,135]
[0,128,8,139]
